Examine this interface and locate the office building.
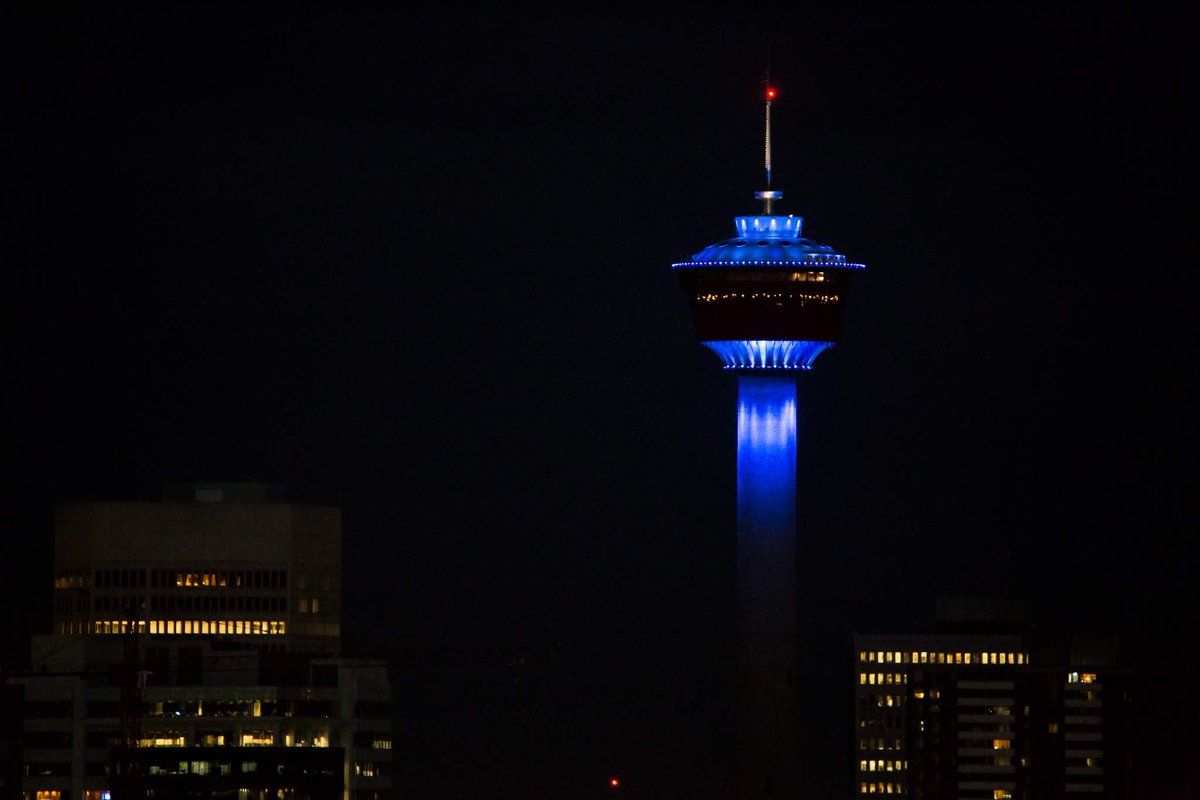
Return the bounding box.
[853,600,1133,799]
[5,483,393,800]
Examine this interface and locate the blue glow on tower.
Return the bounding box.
[703,339,833,370]
[737,377,797,605]
[734,376,799,798]
[673,83,864,800]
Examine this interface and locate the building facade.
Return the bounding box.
[853,602,1133,799]
[5,483,393,800]
[51,482,340,651]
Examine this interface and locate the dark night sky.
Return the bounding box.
[3,4,1197,798]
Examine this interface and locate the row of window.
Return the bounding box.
[142,759,335,776]
[160,570,288,589]
[858,737,904,751]
[353,762,393,777]
[82,698,382,720]
[859,782,905,795]
[126,732,328,748]
[27,786,381,800]
[863,694,905,708]
[157,594,289,612]
[74,619,286,636]
[860,716,904,730]
[858,651,1029,666]
[42,728,388,750]
[53,571,91,589]
[860,759,908,773]
[859,673,908,686]
[55,569,296,590]
[696,291,839,304]
[726,270,829,283]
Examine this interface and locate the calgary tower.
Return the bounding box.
[672,84,865,799]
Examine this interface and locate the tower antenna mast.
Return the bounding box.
[755,82,782,214]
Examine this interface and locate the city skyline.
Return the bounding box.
[4,5,1196,798]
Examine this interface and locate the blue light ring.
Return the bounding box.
[672,261,866,270]
[702,339,835,371]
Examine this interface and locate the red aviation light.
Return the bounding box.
[610,778,620,788]
[765,86,777,101]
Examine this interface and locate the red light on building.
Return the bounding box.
[610,777,620,788]
[765,86,777,101]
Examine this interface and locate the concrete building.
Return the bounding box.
[51,482,340,651]
[5,483,393,800]
[853,600,1133,799]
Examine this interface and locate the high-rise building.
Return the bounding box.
[51,482,340,651]
[672,86,865,799]
[4,483,393,800]
[853,600,1134,799]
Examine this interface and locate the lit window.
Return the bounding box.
[241,731,273,746]
[992,739,1011,749]
[1068,672,1080,683]
[312,597,320,614]
[1080,673,1097,684]
[1048,722,1059,733]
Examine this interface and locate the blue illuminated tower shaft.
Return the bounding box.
[736,375,799,799]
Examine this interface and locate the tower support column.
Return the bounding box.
[736,375,799,800]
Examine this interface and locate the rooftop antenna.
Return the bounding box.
[755,62,782,214]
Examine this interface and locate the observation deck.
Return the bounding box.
[673,215,864,370]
